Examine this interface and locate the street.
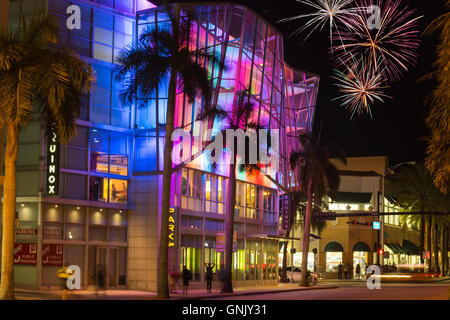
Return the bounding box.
[211,282,450,300]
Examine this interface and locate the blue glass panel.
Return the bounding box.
[97,0,114,8]
[115,16,134,35]
[91,105,110,124]
[91,129,109,152]
[136,99,157,129]
[94,10,114,29]
[158,99,167,125]
[111,107,130,128]
[93,65,112,87]
[135,137,157,171]
[110,132,129,155]
[93,43,113,63]
[139,13,155,24]
[93,86,111,106]
[159,137,165,170]
[94,26,113,45]
[115,0,134,13]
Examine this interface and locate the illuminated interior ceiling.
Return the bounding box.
[137,3,319,189]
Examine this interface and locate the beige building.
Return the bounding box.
[281,156,421,280]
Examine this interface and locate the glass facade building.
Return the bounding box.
[5,0,319,291]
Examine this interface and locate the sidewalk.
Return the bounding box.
[14,282,338,300]
[322,276,450,285]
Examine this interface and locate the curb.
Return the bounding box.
[171,285,339,300]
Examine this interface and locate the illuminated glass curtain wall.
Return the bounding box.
[47,0,135,204]
[136,4,319,188]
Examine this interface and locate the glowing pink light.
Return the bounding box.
[333,55,391,119]
[331,0,422,82]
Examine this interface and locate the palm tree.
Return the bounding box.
[279,193,302,283]
[117,5,223,298]
[198,90,265,292]
[386,163,446,268]
[279,191,327,283]
[424,1,450,195]
[0,14,91,300]
[289,133,345,287]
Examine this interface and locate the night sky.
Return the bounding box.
[163,0,447,165]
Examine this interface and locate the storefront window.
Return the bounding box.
[43,204,64,240]
[180,235,201,281]
[64,206,86,241]
[293,252,315,271]
[326,252,343,272]
[353,251,368,276]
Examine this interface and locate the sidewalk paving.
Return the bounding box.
[14,283,338,300]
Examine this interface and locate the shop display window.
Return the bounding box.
[326,252,343,272]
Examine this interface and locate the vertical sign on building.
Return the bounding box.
[46,124,60,196]
[168,207,178,248]
[280,194,290,231]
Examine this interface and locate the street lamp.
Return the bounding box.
[380,161,416,265]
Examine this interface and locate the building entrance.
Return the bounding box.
[353,251,368,279]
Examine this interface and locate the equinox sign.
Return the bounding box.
[46,126,60,196]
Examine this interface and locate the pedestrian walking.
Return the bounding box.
[182,266,192,295]
[338,263,343,280]
[204,263,216,293]
[344,264,349,279]
[169,271,180,294]
[355,264,361,279]
[96,264,106,299]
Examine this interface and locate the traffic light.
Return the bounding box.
[346,220,373,226]
[378,248,384,255]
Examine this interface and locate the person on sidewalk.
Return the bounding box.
[344,264,349,279]
[182,266,192,295]
[96,265,106,299]
[337,263,343,280]
[205,263,216,293]
[169,271,180,294]
[355,264,361,280]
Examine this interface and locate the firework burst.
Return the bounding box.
[333,55,391,119]
[332,0,422,82]
[279,0,362,46]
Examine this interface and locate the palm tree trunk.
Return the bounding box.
[440,224,445,276]
[445,228,449,276]
[281,238,289,283]
[426,216,432,272]
[281,200,297,283]
[420,210,425,265]
[157,5,180,297]
[157,67,176,299]
[223,162,236,293]
[433,220,440,274]
[0,122,18,300]
[300,178,313,287]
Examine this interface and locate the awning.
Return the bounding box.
[384,243,405,254]
[402,240,421,255]
[353,241,371,252]
[332,192,372,204]
[324,241,344,252]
